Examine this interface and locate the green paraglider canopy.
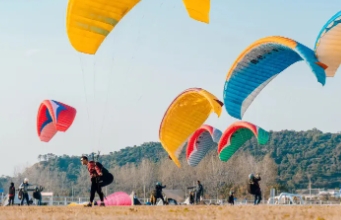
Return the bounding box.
[218,121,269,162]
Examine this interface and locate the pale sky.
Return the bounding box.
[0,0,340,176]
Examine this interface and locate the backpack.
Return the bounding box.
[96,162,114,187]
[96,162,109,174]
[247,181,255,195]
[33,191,40,200]
[18,189,23,200]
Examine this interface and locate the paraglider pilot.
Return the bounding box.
[33,187,42,205]
[19,178,30,206]
[248,173,262,205]
[155,182,166,204]
[81,156,105,207]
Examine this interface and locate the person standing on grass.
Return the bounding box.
[8,182,15,206]
[81,156,105,207]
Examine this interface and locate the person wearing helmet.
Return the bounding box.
[155,182,166,204]
[247,173,262,205]
[19,178,30,206]
[81,156,105,207]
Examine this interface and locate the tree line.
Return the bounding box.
[1,128,340,199]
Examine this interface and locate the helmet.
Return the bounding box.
[156,182,160,186]
[248,174,254,179]
[24,178,29,183]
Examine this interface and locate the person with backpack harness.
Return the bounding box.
[81,155,113,207]
[155,182,166,204]
[33,186,43,205]
[19,178,30,206]
[247,173,262,205]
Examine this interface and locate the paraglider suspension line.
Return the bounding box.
[98,57,115,148]
[78,55,92,145]
[92,57,97,150]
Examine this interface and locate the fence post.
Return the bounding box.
[269,188,275,204]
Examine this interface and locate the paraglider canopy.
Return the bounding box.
[37,100,76,142]
[98,192,132,206]
[159,88,223,167]
[314,11,341,77]
[218,121,269,162]
[223,36,327,120]
[186,124,222,167]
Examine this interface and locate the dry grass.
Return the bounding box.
[0,205,339,220]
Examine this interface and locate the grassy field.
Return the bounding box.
[0,205,338,220]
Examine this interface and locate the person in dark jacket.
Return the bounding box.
[33,187,42,205]
[19,178,30,206]
[248,173,262,205]
[228,191,234,205]
[189,190,195,204]
[155,182,166,204]
[195,180,203,204]
[81,156,105,207]
[8,182,15,206]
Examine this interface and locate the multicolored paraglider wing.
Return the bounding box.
[218,121,269,162]
[186,126,212,167]
[66,0,141,54]
[314,11,341,77]
[182,0,210,23]
[37,100,77,142]
[211,126,223,143]
[37,103,57,142]
[159,88,223,167]
[98,192,132,206]
[186,125,222,167]
[223,36,327,120]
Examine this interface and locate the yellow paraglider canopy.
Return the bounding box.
[66,0,211,55]
[159,88,223,167]
[66,0,141,55]
[182,0,210,24]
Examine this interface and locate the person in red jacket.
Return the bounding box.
[81,156,105,207]
[8,182,15,206]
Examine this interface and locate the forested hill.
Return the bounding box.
[244,128,341,189]
[2,128,341,190]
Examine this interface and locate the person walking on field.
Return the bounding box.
[81,156,105,207]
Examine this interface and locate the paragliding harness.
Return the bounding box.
[33,186,44,200]
[91,152,114,188]
[247,180,255,195]
[18,182,29,200]
[18,189,23,200]
[247,178,260,195]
